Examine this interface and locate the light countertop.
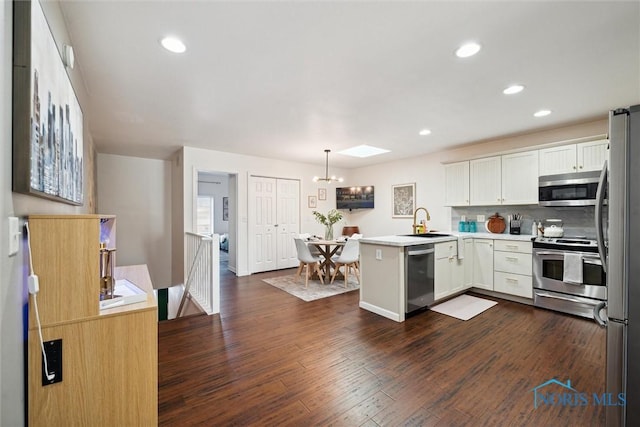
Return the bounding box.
[359,232,535,247]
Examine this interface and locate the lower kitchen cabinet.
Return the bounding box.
[493,240,533,298]
[464,239,474,288]
[472,239,494,290]
[434,241,464,301]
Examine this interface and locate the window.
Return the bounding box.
[196,196,214,235]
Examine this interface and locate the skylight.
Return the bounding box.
[338,145,390,158]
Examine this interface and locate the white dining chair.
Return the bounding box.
[294,237,324,288]
[298,233,322,257]
[330,238,360,287]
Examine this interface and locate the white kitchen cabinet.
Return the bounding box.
[493,240,533,298]
[444,161,470,206]
[472,239,494,290]
[470,156,501,205]
[463,239,474,289]
[501,150,539,204]
[469,152,537,206]
[539,139,609,175]
[434,241,463,301]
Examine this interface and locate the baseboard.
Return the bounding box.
[359,301,403,322]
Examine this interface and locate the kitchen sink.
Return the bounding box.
[405,233,452,238]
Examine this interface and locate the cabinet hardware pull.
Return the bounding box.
[506,256,518,261]
[506,278,518,283]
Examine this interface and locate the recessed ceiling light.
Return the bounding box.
[503,84,524,95]
[455,42,481,58]
[160,36,186,53]
[338,145,390,158]
[534,109,552,117]
[419,129,432,136]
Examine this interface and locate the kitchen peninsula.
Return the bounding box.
[359,232,535,322]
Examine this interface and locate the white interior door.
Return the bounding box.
[276,179,300,269]
[250,176,277,273]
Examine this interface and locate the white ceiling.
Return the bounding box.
[59,1,640,168]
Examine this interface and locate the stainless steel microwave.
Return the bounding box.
[538,170,603,206]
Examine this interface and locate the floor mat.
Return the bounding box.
[430,294,497,320]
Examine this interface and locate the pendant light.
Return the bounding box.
[313,149,344,183]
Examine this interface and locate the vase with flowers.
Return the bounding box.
[312,209,343,240]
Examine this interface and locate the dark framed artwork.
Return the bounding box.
[13,0,84,205]
[222,197,229,221]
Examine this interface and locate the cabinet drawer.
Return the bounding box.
[494,251,532,275]
[435,241,457,259]
[494,240,532,254]
[494,271,532,298]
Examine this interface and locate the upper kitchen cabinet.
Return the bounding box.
[539,139,609,175]
[444,161,470,206]
[501,150,539,205]
[468,151,538,206]
[470,156,502,205]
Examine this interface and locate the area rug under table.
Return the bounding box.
[262,274,359,302]
[429,294,498,320]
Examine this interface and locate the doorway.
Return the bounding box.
[196,171,236,273]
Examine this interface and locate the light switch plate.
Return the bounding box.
[477,215,486,222]
[9,217,19,257]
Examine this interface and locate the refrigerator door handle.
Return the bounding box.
[593,301,607,328]
[595,160,608,273]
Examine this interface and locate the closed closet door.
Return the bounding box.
[276,179,300,269]
[251,177,277,273]
[249,176,300,273]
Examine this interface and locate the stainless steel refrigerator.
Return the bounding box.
[595,105,640,426]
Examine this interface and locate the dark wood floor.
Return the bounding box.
[158,267,606,426]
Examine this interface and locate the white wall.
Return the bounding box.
[0,3,21,425]
[97,154,172,289]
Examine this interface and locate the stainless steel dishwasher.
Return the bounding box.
[405,244,435,314]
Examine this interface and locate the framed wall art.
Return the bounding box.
[13,0,84,205]
[318,188,327,201]
[392,183,415,218]
[308,196,317,208]
[222,197,229,221]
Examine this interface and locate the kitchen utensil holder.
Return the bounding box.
[509,220,521,235]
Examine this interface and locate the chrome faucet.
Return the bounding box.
[412,207,431,233]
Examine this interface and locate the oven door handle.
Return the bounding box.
[583,257,602,266]
[533,251,563,256]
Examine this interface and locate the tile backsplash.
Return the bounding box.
[451,204,600,239]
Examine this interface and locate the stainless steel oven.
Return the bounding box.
[532,237,606,318]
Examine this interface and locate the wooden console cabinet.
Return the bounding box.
[27,215,157,426]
